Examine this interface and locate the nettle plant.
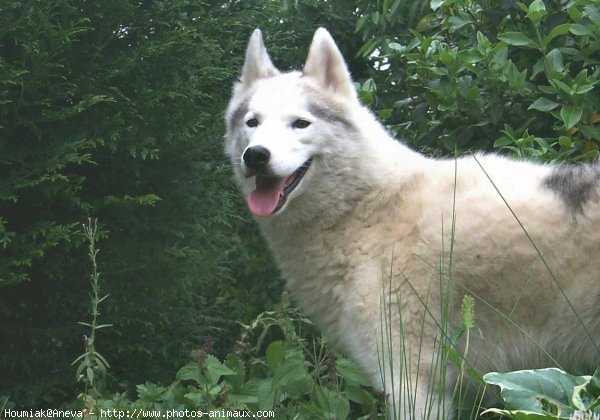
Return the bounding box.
[357,0,600,161]
[86,294,386,420]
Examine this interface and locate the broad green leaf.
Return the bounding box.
[494,136,513,147]
[265,340,284,374]
[484,368,589,417]
[482,408,555,419]
[336,357,371,386]
[204,354,235,385]
[528,97,560,112]
[498,32,538,48]
[388,42,406,53]
[572,367,600,411]
[183,391,206,406]
[545,48,564,73]
[552,79,574,95]
[273,356,312,394]
[559,136,572,149]
[256,378,276,411]
[528,0,545,13]
[576,85,595,94]
[544,24,572,48]
[225,354,246,392]
[527,0,547,24]
[567,6,581,22]
[176,362,203,383]
[561,106,583,130]
[312,385,351,420]
[570,24,592,36]
[586,4,600,26]
[581,125,600,141]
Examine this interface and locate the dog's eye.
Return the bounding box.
[292,119,311,129]
[246,118,259,128]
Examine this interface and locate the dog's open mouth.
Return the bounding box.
[247,159,312,217]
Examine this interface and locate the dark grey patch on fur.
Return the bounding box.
[307,101,354,129]
[228,96,251,132]
[543,162,600,213]
[303,84,355,130]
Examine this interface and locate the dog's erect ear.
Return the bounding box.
[303,28,356,99]
[240,29,279,87]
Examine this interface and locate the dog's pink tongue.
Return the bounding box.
[247,176,286,217]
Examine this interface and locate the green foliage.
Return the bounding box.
[356,0,600,161]
[0,0,371,408]
[87,294,386,420]
[483,367,600,419]
[0,0,244,404]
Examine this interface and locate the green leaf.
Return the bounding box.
[570,24,592,36]
[273,356,312,395]
[527,0,547,24]
[559,136,572,149]
[225,354,246,392]
[498,32,538,48]
[388,42,406,53]
[572,367,600,411]
[576,84,595,94]
[204,355,235,385]
[494,136,514,147]
[528,97,560,112]
[567,6,581,22]
[545,48,564,73]
[560,106,583,130]
[256,378,276,411]
[586,4,600,26]
[336,357,371,386]
[312,385,351,420]
[552,79,574,95]
[484,368,589,416]
[377,108,393,120]
[344,384,374,405]
[581,125,600,141]
[176,362,203,384]
[265,340,284,374]
[544,24,572,48]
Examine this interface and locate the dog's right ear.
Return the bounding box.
[240,29,279,87]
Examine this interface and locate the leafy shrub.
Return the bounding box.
[356,0,600,162]
[84,293,386,420]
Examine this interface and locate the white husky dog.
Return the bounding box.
[225,28,600,419]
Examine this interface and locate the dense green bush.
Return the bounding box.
[356,0,600,161]
[0,0,368,408]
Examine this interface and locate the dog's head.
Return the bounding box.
[225,28,359,219]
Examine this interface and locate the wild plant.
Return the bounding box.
[72,219,112,418]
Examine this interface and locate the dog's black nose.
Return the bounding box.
[243,146,271,170]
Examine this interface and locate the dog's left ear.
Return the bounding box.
[303,28,356,100]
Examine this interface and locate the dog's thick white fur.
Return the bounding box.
[225,28,600,419]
